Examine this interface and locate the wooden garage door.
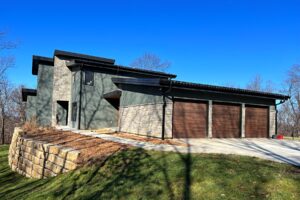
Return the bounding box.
[245,106,268,138]
[173,100,207,138]
[212,103,241,138]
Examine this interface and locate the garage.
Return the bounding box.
[112,77,288,139]
[245,105,269,138]
[173,100,207,138]
[212,103,241,138]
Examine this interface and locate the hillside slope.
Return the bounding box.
[0,145,299,200]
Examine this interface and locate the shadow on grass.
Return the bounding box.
[1,144,300,200]
[0,148,50,199]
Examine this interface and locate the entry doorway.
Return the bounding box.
[105,97,120,124]
[103,90,122,127]
[56,101,69,126]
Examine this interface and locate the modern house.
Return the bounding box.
[22,50,289,139]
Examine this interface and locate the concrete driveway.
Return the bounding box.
[176,138,300,166]
[57,127,300,166]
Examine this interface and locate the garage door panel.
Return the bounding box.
[212,103,241,138]
[245,106,268,138]
[173,101,207,138]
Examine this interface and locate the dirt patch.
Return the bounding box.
[22,128,129,165]
[102,132,188,146]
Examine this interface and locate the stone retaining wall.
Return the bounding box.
[8,127,80,179]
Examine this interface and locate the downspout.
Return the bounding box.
[161,78,173,140]
[78,64,83,130]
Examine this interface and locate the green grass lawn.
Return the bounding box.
[0,145,299,200]
[284,136,300,141]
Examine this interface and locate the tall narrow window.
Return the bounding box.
[72,102,77,121]
[84,71,94,86]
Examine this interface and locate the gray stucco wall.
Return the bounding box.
[120,85,164,107]
[79,72,119,130]
[25,96,37,121]
[70,69,167,130]
[36,64,53,126]
[70,70,80,128]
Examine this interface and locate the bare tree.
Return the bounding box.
[0,32,16,79]
[246,74,275,93]
[246,75,264,91]
[130,53,171,72]
[0,31,17,144]
[278,65,300,138]
[10,85,26,123]
[0,78,13,144]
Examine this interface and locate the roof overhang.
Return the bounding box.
[54,49,115,65]
[112,78,290,100]
[102,89,122,99]
[67,59,177,79]
[32,56,54,75]
[22,88,37,102]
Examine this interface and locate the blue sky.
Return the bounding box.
[1,0,300,90]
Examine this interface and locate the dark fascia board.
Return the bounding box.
[160,79,290,100]
[68,59,177,79]
[32,55,54,75]
[112,77,161,87]
[54,49,115,65]
[112,77,290,100]
[22,88,37,102]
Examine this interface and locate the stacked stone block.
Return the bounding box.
[119,103,173,138]
[51,56,72,126]
[8,128,80,179]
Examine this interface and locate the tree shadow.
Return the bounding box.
[212,139,300,166]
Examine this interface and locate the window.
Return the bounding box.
[72,102,77,121]
[84,71,94,86]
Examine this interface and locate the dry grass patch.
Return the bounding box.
[21,128,129,165]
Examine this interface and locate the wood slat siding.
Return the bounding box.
[173,101,207,138]
[212,103,241,138]
[245,106,268,138]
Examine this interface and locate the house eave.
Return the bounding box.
[22,88,37,102]
[112,77,290,101]
[32,56,54,75]
[68,59,177,79]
